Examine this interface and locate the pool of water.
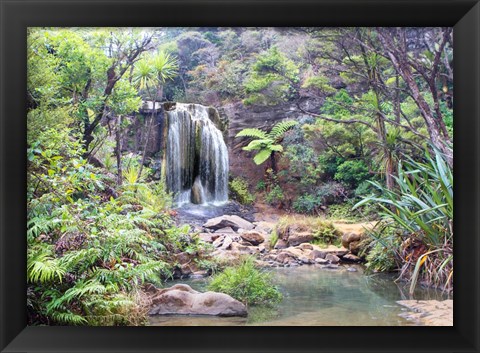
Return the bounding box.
[148,265,450,326]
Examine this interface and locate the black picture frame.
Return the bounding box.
[1,0,479,352]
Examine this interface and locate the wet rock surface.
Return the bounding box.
[397,300,453,326]
[147,284,248,317]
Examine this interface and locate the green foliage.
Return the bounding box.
[236,120,298,166]
[27,127,181,325]
[355,147,453,293]
[265,185,284,206]
[229,177,255,205]
[334,160,370,188]
[312,222,341,246]
[244,46,300,106]
[208,257,282,306]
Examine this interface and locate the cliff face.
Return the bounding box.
[220,98,323,185]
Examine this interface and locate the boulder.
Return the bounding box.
[175,252,191,265]
[240,231,265,245]
[349,241,362,255]
[315,258,329,264]
[288,232,314,246]
[309,249,327,260]
[283,247,305,260]
[325,253,340,264]
[230,242,256,254]
[220,236,233,250]
[198,233,220,243]
[298,243,313,250]
[212,236,225,248]
[215,227,236,234]
[342,253,361,262]
[341,232,361,248]
[148,284,247,317]
[203,215,254,231]
[274,239,288,249]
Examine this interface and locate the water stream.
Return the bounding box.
[149,265,450,326]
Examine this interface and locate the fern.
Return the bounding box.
[27,246,65,283]
[268,120,298,139]
[236,128,268,139]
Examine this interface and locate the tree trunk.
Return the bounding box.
[377,29,453,167]
[116,115,123,186]
[270,152,277,173]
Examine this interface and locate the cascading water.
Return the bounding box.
[165,103,228,206]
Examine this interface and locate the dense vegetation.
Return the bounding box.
[27,27,453,325]
[208,257,282,306]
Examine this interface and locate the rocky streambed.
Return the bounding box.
[147,208,452,326]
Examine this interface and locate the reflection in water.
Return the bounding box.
[148,266,451,326]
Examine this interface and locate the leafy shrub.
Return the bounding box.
[292,194,322,214]
[334,159,370,188]
[208,257,282,306]
[229,177,255,205]
[256,180,266,191]
[265,185,284,206]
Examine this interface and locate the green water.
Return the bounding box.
[148,265,450,326]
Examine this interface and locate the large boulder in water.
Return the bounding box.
[148,284,247,317]
[203,215,254,231]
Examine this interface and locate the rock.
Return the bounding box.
[397,300,453,326]
[191,176,206,204]
[239,240,253,246]
[220,236,233,250]
[276,252,293,263]
[149,284,247,317]
[346,267,358,272]
[253,221,273,234]
[175,252,191,265]
[230,242,256,254]
[309,249,327,260]
[313,245,349,257]
[258,244,266,253]
[203,215,254,231]
[299,256,312,264]
[325,253,340,264]
[180,263,196,276]
[215,227,236,234]
[315,258,329,264]
[240,231,265,245]
[298,243,313,250]
[288,232,314,246]
[283,247,305,260]
[198,233,220,243]
[190,270,208,279]
[349,241,362,255]
[274,239,288,249]
[341,232,361,248]
[342,254,361,262]
[212,236,225,248]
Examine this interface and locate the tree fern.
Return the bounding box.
[235,128,268,139]
[269,120,298,139]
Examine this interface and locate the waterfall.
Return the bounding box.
[165,103,228,206]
